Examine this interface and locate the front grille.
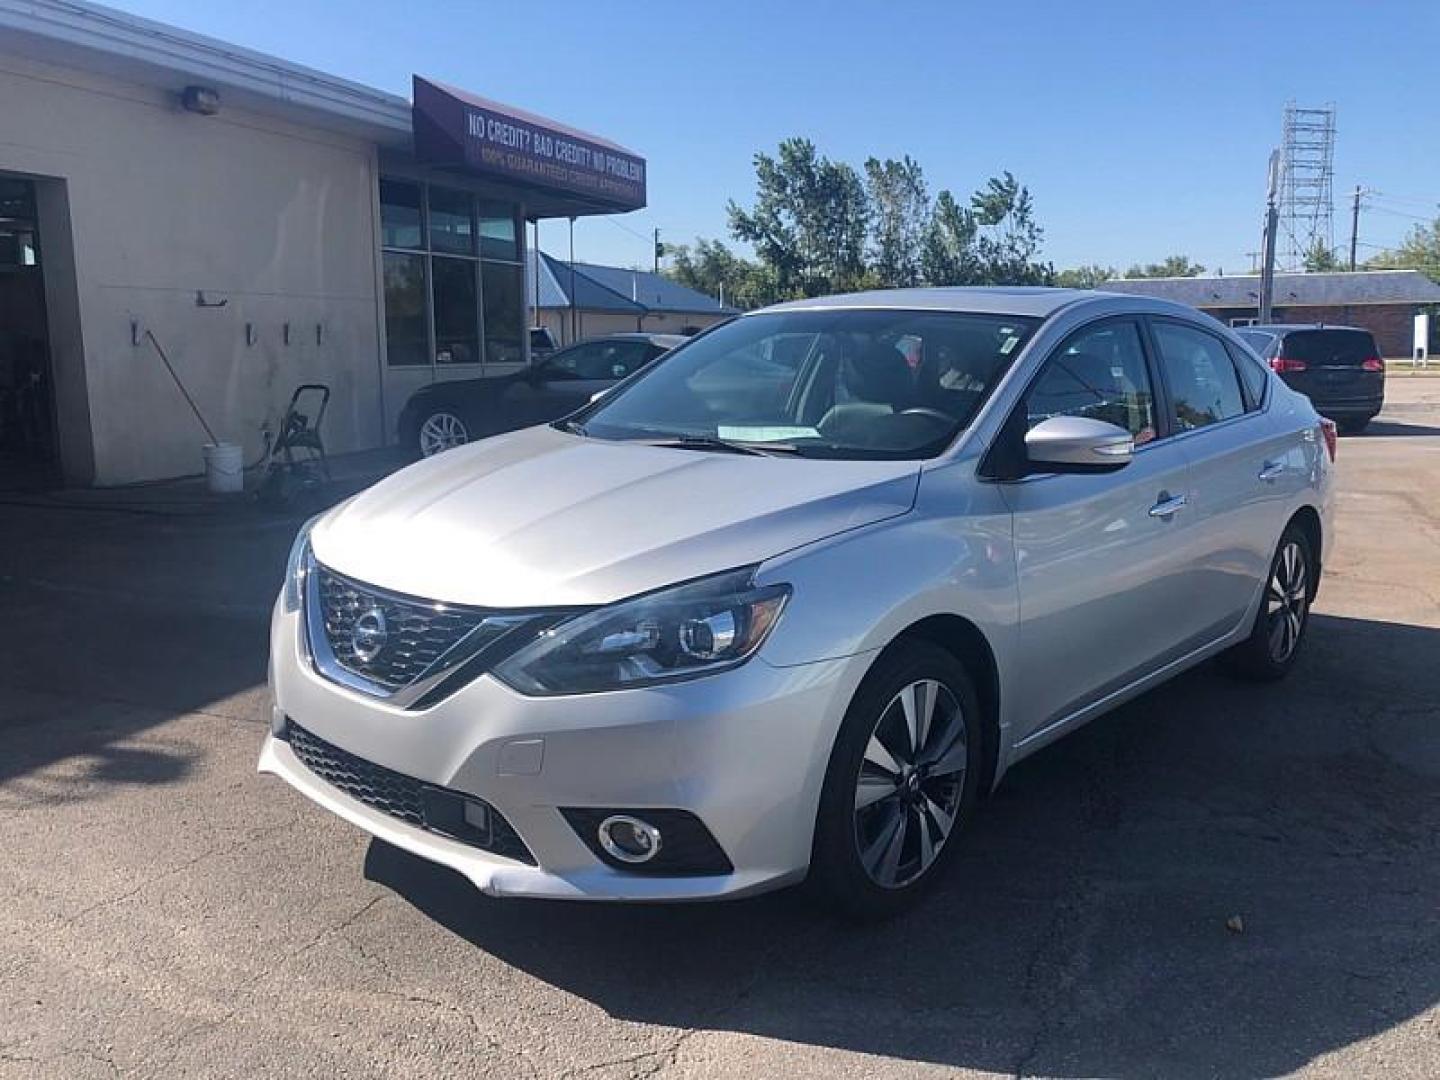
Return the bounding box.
[285,721,535,865]
[315,566,493,690]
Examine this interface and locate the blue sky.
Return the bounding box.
[114,0,1439,275]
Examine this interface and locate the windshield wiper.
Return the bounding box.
[554,418,588,436]
[644,435,800,457]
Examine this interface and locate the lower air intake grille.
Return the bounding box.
[285,721,535,865]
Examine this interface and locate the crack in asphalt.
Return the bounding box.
[341,930,542,1080]
[131,893,389,1075]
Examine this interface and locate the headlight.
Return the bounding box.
[281,514,323,613]
[493,568,790,695]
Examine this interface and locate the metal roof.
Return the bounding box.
[1100,270,1440,308]
[526,252,736,316]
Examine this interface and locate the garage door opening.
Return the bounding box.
[0,177,57,489]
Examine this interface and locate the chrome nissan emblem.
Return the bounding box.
[350,607,389,663]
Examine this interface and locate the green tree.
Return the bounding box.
[728,138,869,299]
[1303,240,1345,273]
[864,155,930,287]
[1055,264,1118,288]
[1124,254,1206,278]
[919,189,980,286]
[1366,216,1440,282]
[664,238,774,309]
[968,172,1053,286]
[920,173,1052,286]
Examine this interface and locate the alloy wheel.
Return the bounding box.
[853,678,967,889]
[1266,540,1309,663]
[418,412,469,456]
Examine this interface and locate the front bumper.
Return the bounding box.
[260,601,870,901]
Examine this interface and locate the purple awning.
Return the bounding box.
[412,76,646,216]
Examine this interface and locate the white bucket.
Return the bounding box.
[202,442,244,495]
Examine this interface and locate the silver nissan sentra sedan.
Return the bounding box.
[260,287,1335,916]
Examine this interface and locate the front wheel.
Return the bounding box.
[1220,525,1314,681]
[809,640,982,919]
[416,410,470,457]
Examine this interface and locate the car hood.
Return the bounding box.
[312,425,920,607]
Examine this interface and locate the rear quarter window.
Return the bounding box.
[1238,330,1277,355]
[1226,342,1270,409]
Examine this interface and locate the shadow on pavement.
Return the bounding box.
[368,613,1440,1077]
[0,501,300,786]
[1361,418,1440,438]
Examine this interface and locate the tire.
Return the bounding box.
[1220,524,1315,681]
[1336,417,1370,435]
[809,639,983,919]
[416,409,470,457]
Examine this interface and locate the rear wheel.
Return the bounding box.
[417,410,470,457]
[809,640,981,919]
[1336,416,1371,435]
[1221,525,1314,681]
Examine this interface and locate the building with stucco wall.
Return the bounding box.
[0,0,646,487]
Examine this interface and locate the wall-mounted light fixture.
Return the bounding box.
[181,85,220,116]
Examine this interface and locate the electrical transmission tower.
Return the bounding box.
[1277,102,1337,270]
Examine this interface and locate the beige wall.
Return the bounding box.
[0,51,386,484]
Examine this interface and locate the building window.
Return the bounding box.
[379,177,524,370]
[479,202,519,261]
[429,186,475,256]
[379,178,423,250]
[382,252,428,367]
[433,256,480,365]
[482,261,524,364]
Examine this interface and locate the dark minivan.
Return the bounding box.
[1238,324,1384,433]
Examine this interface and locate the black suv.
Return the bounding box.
[1237,324,1384,433]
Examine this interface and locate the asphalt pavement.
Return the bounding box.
[1,378,1437,1078]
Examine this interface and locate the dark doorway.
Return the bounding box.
[0,177,57,489]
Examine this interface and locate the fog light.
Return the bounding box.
[597,815,662,864]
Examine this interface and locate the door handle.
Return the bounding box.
[1258,460,1285,482]
[1149,493,1188,519]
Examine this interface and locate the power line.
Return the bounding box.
[1367,203,1436,222]
[1366,191,1440,209]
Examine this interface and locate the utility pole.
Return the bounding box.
[1259,150,1281,324]
[568,217,577,345]
[653,227,662,274]
[1348,185,1363,271]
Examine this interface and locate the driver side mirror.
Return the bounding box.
[1023,416,1133,474]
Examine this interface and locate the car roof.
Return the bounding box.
[567,332,687,345]
[1245,324,1370,334]
[753,285,1206,321]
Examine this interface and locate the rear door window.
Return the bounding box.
[1151,321,1247,432]
[1280,329,1377,368]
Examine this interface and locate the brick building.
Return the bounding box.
[1102,270,1440,358]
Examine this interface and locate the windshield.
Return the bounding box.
[570,309,1040,459]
